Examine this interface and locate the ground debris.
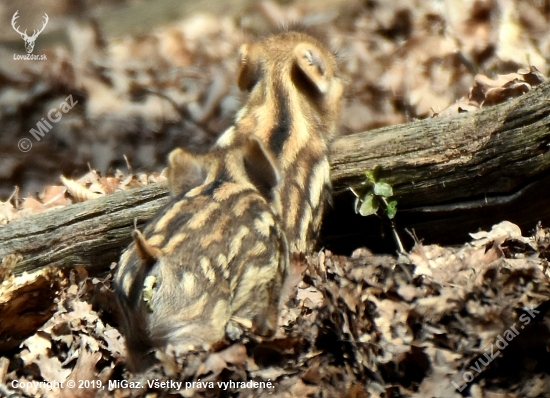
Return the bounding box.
[2,221,549,397]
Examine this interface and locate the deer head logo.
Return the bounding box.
[11,11,49,54]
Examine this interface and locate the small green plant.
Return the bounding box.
[350,166,398,219]
[350,166,404,253]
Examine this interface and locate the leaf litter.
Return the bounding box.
[1,221,549,397]
[1,0,550,396]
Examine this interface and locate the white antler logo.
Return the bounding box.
[11,11,49,54]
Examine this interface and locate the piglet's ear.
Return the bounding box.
[167,148,206,197]
[292,42,330,94]
[132,229,161,262]
[237,43,262,92]
[242,137,280,201]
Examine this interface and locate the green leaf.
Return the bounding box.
[373,181,393,197]
[359,192,379,216]
[386,200,398,219]
[364,170,376,183]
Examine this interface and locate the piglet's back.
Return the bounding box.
[114,138,287,372]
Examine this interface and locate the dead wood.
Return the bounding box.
[1,81,550,274]
[0,183,169,275]
[326,80,550,251]
[331,81,550,204]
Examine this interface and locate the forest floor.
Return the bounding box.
[1,0,550,397]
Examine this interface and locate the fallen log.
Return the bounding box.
[326,80,550,252]
[1,81,550,274]
[0,183,169,275]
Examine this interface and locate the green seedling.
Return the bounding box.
[350,166,403,253]
[350,167,398,220]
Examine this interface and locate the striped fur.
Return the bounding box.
[114,138,287,372]
[216,31,343,252]
[114,32,341,372]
